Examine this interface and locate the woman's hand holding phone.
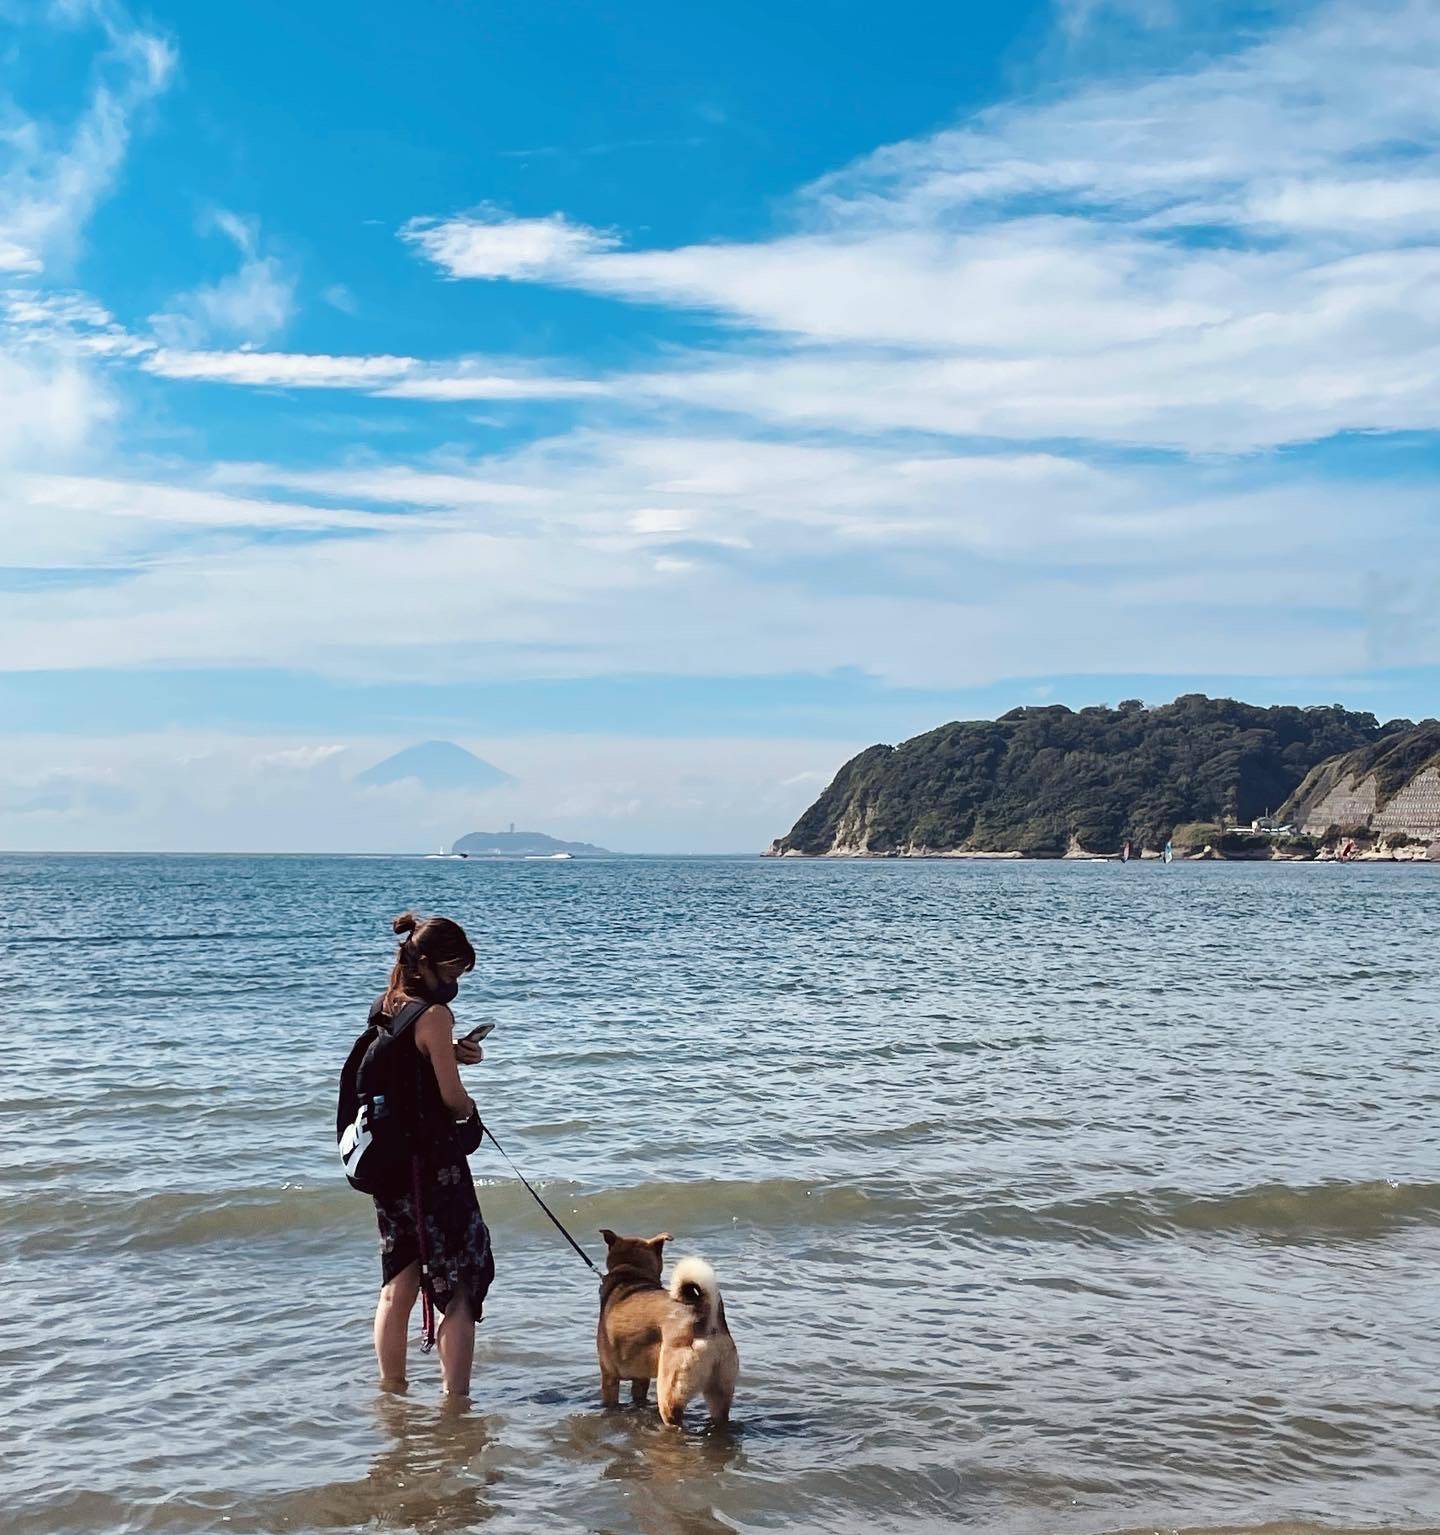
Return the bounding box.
[455,1021,493,1065]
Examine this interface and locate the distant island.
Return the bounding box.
[768,695,1440,860]
[452,829,614,858]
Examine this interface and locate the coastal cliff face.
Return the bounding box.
[1280,723,1440,842]
[769,695,1397,858]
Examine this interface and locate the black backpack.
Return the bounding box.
[336,998,430,1196]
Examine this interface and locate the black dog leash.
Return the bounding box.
[482,1124,600,1275]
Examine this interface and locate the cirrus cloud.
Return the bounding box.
[397,0,1440,454]
[0,2,173,275]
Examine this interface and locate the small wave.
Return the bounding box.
[571,1175,894,1234]
[975,1178,1440,1245]
[0,1185,368,1255]
[1167,1177,1440,1240]
[0,1174,914,1256]
[7,1173,1436,1257]
[11,930,250,946]
[521,1118,595,1138]
[1102,1525,1440,1535]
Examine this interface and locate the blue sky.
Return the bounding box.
[2,0,1439,852]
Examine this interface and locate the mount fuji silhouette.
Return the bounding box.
[355,740,514,792]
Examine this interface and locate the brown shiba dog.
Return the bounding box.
[596,1230,739,1426]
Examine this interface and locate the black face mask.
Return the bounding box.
[423,976,459,1005]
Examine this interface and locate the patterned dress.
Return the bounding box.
[372,1013,494,1318]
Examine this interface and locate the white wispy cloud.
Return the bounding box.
[138,344,607,399]
[150,211,296,346]
[142,348,420,388]
[253,743,349,772]
[222,433,1124,554]
[0,470,425,570]
[3,423,1433,688]
[0,766,136,815]
[0,4,170,474]
[399,0,1440,453]
[0,1,173,274]
[0,347,117,463]
[401,208,618,279]
[33,0,1436,453]
[1,288,145,355]
[0,292,600,398]
[1055,0,1179,35]
[377,371,605,401]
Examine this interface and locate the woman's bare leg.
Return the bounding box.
[436,1288,475,1399]
[374,1261,420,1389]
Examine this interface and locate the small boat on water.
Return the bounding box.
[423,847,470,860]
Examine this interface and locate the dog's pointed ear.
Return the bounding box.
[647,1232,672,1249]
[599,1228,618,1246]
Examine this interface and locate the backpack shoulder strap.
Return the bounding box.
[385,998,431,1038]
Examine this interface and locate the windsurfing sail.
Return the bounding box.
[1163,840,1173,864]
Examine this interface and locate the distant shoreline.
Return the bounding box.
[0,848,757,860]
[765,847,1440,864]
[3,846,1436,864]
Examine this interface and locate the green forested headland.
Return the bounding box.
[771,695,1410,857]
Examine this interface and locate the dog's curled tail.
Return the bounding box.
[670,1256,720,1334]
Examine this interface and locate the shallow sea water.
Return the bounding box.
[2,852,1438,1535]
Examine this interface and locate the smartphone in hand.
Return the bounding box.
[460,1022,495,1045]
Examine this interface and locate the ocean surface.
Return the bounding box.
[2,852,1439,1535]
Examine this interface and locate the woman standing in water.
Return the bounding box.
[370,911,494,1399]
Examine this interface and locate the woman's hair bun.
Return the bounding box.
[392,911,419,938]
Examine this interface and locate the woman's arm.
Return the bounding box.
[414,1004,476,1120]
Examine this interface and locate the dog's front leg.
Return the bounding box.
[600,1369,621,1408]
[631,1378,650,1406]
